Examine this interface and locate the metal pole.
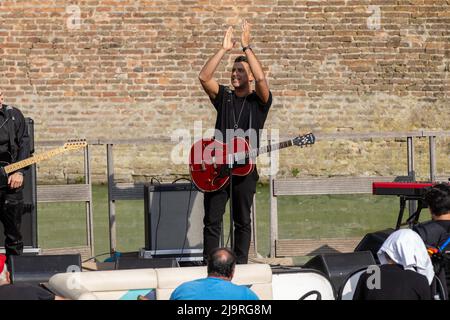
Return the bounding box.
[250,195,258,258]
[84,145,94,257]
[407,137,415,179]
[107,144,117,253]
[429,136,436,182]
[407,137,416,216]
[269,132,278,258]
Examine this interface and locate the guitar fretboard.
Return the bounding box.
[234,139,293,162]
[4,147,66,174]
[258,140,293,156]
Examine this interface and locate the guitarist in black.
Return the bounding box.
[0,91,30,257]
[198,20,272,264]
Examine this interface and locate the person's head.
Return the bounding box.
[425,183,450,219]
[381,252,395,264]
[207,247,237,280]
[0,254,10,285]
[377,229,434,284]
[231,56,254,90]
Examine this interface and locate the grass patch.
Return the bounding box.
[37,184,428,259]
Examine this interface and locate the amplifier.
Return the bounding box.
[143,183,204,261]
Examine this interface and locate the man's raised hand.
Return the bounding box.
[241,20,251,48]
[222,26,236,51]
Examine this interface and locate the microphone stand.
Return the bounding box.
[228,153,234,251]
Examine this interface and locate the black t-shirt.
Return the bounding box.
[0,283,55,300]
[353,264,431,300]
[211,85,272,147]
[413,220,450,248]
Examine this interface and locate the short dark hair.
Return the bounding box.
[425,183,450,216]
[207,247,236,278]
[234,56,248,63]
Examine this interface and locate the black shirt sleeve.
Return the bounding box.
[210,85,225,112]
[13,108,31,173]
[255,91,272,113]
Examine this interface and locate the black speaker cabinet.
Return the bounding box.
[0,118,38,250]
[303,251,376,295]
[354,228,395,263]
[143,183,204,259]
[9,254,81,285]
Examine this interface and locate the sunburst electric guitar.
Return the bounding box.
[0,139,87,188]
[189,133,315,192]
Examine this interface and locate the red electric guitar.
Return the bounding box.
[189,133,315,192]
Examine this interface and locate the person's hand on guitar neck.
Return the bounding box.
[8,172,23,189]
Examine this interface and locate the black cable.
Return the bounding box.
[150,177,160,185]
[82,252,112,263]
[225,209,232,248]
[299,290,322,300]
[179,178,193,262]
[225,184,232,249]
[172,177,192,184]
[150,177,162,257]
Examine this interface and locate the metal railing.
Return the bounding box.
[268,130,450,257]
[35,130,449,258]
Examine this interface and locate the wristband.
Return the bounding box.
[242,46,252,52]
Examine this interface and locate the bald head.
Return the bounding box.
[207,248,237,280]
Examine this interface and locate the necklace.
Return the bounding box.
[232,95,247,129]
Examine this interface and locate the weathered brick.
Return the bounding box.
[0,0,448,183]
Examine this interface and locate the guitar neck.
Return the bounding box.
[4,147,66,174]
[236,139,294,162]
[256,140,294,156]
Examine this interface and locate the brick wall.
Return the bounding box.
[0,0,449,183]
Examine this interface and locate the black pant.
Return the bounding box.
[0,189,24,256]
[203,169,258,264]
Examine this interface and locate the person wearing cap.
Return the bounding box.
[0,254,64,300]
[0,91,31,257]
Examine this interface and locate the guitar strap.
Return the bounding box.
[226,87,232,143]
[249,101,252,135]
[218,86,233,144]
